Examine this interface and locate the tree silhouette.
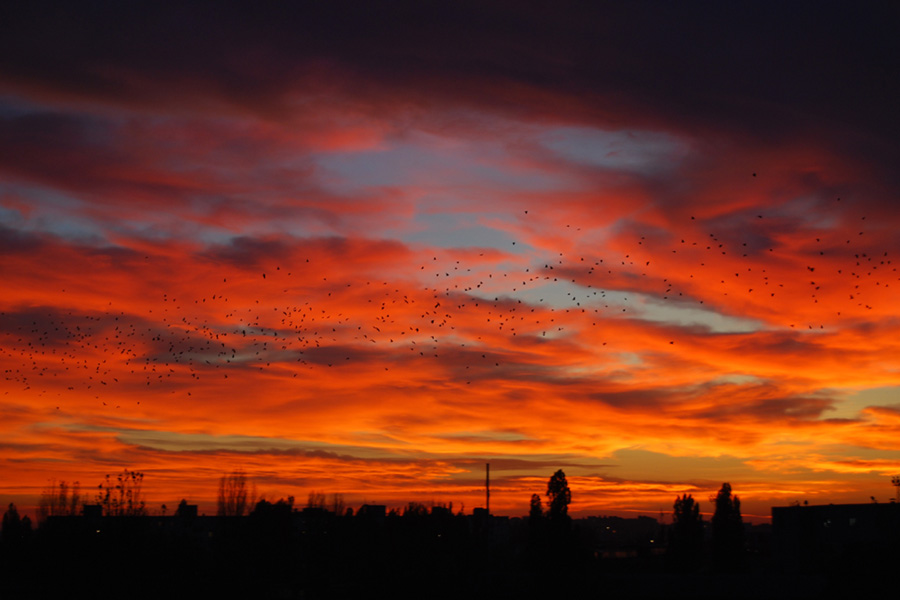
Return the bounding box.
[217,470,250,516]
[251,496,295,519]
[37,480,81,520]
[711,482,744,570]
[546,469,571,523]
[96,469,145,516]
[670,493,703,569]
[306,490,327,511]
[402,502,428,517]
[529,493,543,524]
[330,493,345,517]
[1,503,31,542]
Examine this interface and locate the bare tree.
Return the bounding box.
[329,493,345,516]
[306,490,327,510]
[38,480,81,520]
[97,470,145,516]
[217,470,250,517]
[402,502,428,517]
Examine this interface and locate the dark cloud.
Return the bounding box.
[0,224,45,254]
[0,305,89,345]
[3,2,898,246]
[0,110,117,188]
[2,2,896,147]
[697,395,834,422]
[588,386,677,412]
[291,344,390,368]
[200,235,294,270]
[199,235,412,272]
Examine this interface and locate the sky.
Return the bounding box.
[2,2,900,523]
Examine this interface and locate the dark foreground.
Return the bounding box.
[1,510,895,599]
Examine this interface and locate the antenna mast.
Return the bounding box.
[892,475,900,503]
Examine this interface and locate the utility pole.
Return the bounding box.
[486,462,490,515]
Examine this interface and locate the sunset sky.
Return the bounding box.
[2,2,899,523]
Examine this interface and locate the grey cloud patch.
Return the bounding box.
[111,429,612,478]
[451,456,612,473]
[110,429,401,461]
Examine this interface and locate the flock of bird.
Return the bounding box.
[2,187,897,417]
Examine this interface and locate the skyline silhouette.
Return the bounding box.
[4,477,899,599]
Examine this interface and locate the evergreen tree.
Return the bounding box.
[546,469,571,524]
[711,482,744,570]
[529,493,543,524]
[670,493,703,569]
